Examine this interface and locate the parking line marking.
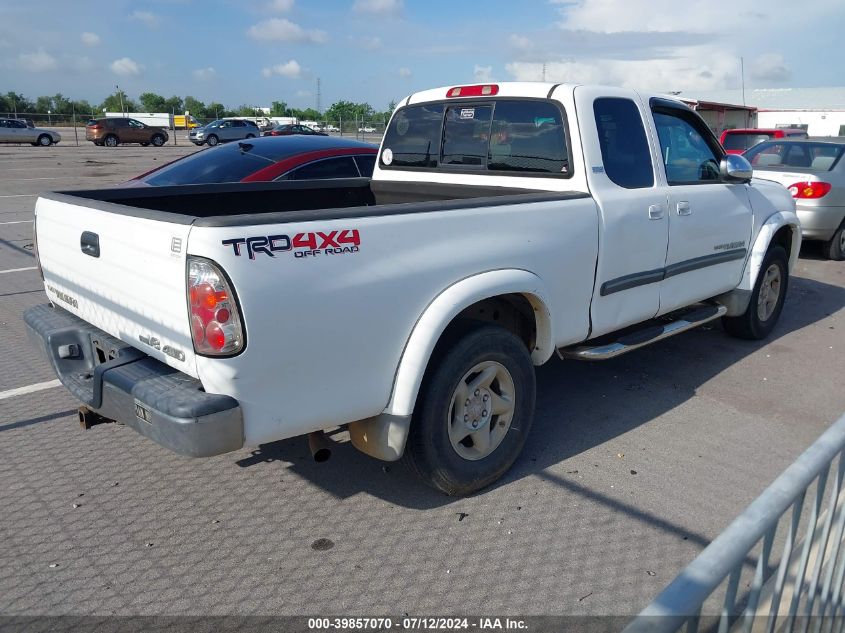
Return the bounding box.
[0,380,61,402]
[0,266,36,274]
[0,194,36,198]
[0,220,31,225]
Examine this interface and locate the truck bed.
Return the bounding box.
[45,178,588,226]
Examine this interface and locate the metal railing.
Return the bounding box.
[624,412,845,633]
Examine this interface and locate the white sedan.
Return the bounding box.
[0,118,61,146]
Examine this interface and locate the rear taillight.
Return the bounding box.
[88,124,102,130]
[788,181,831,199]
[187,257,244,356]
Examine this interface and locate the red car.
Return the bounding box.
[264,124,327,137]
[720,128,808,154]
[123,136,377,186]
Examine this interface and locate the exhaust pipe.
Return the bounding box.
[307,431,333,463]
[78,406,113,430]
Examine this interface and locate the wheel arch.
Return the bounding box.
[715,211,801,316]
[384,269,553,419]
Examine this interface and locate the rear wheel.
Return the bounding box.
[823,221,845,261]
[104,135,118,147]
[37,134,52,146]
[245,133,255,139]
[403,324,536,496]
[151,134,165,147]
[206,135,219,147]
[722,245,789,340]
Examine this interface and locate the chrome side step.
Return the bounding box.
[558,304,727,361]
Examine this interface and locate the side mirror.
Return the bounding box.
[720,154,753,183]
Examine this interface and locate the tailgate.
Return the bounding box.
[35,195,198,377]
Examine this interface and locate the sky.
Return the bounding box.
[2,0,844,112]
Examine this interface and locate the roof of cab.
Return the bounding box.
[404,82,580,106]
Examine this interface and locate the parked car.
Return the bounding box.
[86,117,168,147]
[0,118,61,146]
[123,136,378,186]
[744,137,845,259]
[26,82,799,495]
[263,124,327,137]
[325,124,340,133]
[189,119,260,146]
[720,128,808,155]
[358,125,377,133]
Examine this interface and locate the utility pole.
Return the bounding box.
[316,77,322,114]
[116,84,124,115]
[740,57,746,107]
[542,62,547,82]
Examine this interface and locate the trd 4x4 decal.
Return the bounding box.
[222,230,361,260]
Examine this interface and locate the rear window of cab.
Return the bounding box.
[380,99,571,177]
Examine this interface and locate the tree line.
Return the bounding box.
[1,90,396,123]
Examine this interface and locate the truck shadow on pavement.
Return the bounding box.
[236,273,845,514]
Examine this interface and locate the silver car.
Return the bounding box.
[745,138,845,260]
[0,118,61,146]
[189,118,260,147]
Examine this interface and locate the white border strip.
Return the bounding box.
[0,379,61,401]
[0,220,31,225]
[0,267,36,274]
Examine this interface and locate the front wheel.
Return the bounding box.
[151,134,165,147]
[823,221,845,261]
[722,245,789,340]
[403,324,536,496]
[104,135,119,147]
[206,135,219,147]
[37,134,52,146]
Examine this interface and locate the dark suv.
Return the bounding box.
[86,118,169,147]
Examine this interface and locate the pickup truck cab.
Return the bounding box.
[26,82,800,495]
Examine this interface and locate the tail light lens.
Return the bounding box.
[187,257,244,355]
[788,181,831,199]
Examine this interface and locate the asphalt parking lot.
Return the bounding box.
[1,140,844,620]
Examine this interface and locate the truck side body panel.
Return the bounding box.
[187,196,599,445]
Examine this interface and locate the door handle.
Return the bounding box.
[80,231,100,258]
[677,201,692,216]
[648,204,664,220]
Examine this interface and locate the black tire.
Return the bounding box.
[722,245,789,340]
[104,134,119,147]
[823,221,845,261]
[37,134,52,146]
[403,324,536,496]
[140,142,150,147]
[151,134,165,147]
[206,134,219,147]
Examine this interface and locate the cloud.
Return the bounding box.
[508,34,533,52]
[247,18,327,43]
[193,67,216,80]
[398,67,411,78]
[268,0,294,11]
[81,32,101,46]
[353,0,403,15]
[474,65,492,81]
[18,48,57,72]
[505,46,740,91]
[261,59,302,78]
[750,53,790,82]
[351,35,382,50]
[129,11,160,28]
[110,57,143,77]
[295,90,312,97]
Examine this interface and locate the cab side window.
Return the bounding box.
[593,98,654,188]
[652,110,722,184]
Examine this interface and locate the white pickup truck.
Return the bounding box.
[25,82,800,495]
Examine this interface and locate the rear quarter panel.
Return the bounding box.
[188,197,599,446]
